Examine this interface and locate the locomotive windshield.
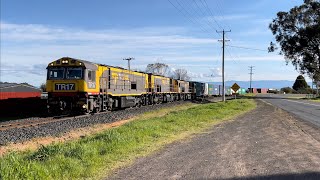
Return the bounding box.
[47,67,83,80]
[66,67,83,79]
[48,68,65,79]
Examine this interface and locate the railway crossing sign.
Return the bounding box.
[231,83,240,92]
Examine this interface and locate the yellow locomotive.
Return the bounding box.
[46,57,193,114]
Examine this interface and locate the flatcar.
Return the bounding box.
[46,57,199,114]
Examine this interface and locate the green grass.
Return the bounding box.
[302,95,320,102]
[0,99,256,180]
[310,98,320,102]
[243,93,256,97]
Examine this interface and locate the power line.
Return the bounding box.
[168,0,210,35]
[181,0,217,32]
[226,45,268,52]
[227,45,245,63]
[167,0,217,37]
[167,0,233,39]
[199,0,224,30]
[189,0,219,31]
[225,47,240,65]
[212,0,232,30]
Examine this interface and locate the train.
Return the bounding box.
[45,57,231,114]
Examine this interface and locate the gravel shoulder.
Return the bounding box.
[108,100,320,180]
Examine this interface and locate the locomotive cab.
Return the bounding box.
[46,57,98,114]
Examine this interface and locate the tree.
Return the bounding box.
[293,75,309,91]
[145,63,171,76]
[40,83,46,92]
[269,0,320,80]
[171,68,191,81]
[281,87,295,94]
[292,75,312,93]
[21,82,33,86]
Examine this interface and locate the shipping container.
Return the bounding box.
[219,85,222,96]
[208,84,214,96]
[226,86,232,96]
[212,85,219,96]
[257,88,268,94]
[248,88,258,94]
[237,88,247,95]
[195,82,205,97]
[204,83,209,96]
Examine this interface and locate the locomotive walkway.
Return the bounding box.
[107,100,320,180]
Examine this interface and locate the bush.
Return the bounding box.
[280,87,295,94]
[296,88,313,94]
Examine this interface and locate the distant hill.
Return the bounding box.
[208,80,313,89]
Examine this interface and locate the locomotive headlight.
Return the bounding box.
[62,60,68,64]
[82,104,87,109]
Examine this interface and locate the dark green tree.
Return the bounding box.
[269,0,320,81]
[292,75,309,91]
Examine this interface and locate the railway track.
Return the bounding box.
[0,98,228,145]
[0,97,226,132]
[0,114,95,131]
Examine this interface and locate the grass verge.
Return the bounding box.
[0,99,256,180]
[243,93,256,97]
[310,99,320,102]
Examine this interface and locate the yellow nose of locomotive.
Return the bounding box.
[46,80,86,92]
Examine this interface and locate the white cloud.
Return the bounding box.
[225,55,284,61]
[0,21,301,85]
[209,67,222,77]
[208,14,254,21]
[1,21,217,44]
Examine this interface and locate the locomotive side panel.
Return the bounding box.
[150,75,171,93]
[107,67,147,96]
[170,79,179,93]
[177,80,189,93]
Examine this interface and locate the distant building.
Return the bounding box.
[248,88,268,94]
[0,82,41,100]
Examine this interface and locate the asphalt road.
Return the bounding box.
[107,100,320,180]
[257,94,320,127]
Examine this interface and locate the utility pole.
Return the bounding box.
[123,57,135,71]
[217,29,231,102]
[249,66,255,93]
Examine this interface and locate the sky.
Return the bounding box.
[0,0,311,87]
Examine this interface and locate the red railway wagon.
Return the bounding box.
[0,83,41,100]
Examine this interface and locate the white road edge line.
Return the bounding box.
[285,99,320,107]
